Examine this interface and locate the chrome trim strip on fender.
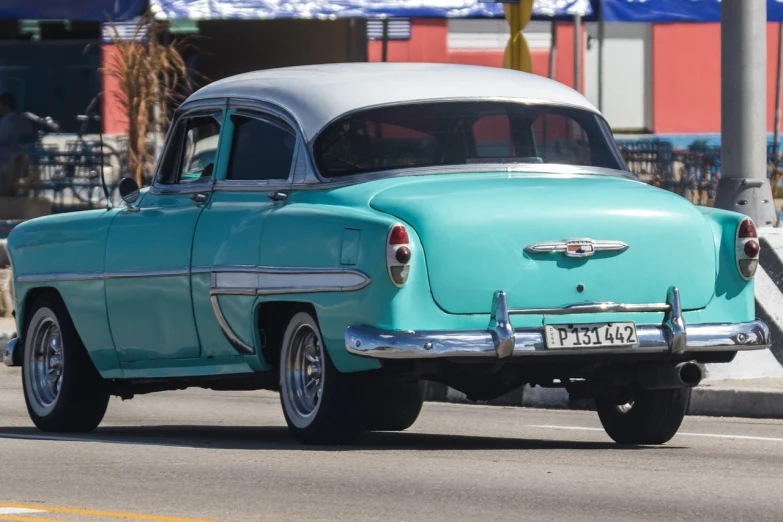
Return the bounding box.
[17,268,191,283]
[209,265,371,295]
[17,272,104,283]
[346,287,770,359]
[209,295,255,355]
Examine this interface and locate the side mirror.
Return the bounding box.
[118,177,140,210]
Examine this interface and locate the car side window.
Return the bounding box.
[178,115,221,184]
[157,114,222,186]
[225,114,296,181]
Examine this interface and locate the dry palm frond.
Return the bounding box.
[99,11,200,186]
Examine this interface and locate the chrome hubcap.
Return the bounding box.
[284,324,324,419]
[617,402,634,414]
[28,317,63,408]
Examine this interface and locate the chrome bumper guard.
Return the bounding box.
[345,287,770,359]
[3,336,17,367]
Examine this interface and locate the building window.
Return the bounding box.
[367,18,411,41]
[447,19,552,50]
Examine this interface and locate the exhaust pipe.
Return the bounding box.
[676,362,703,388]
[635,362,703,390]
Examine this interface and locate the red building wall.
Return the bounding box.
[652,22,781,134]
[367,19,585,93]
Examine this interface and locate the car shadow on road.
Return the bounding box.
[0,425,685,452]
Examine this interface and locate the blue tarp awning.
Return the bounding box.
[602,0,783,23]
[0,0,146,21]
[150,0,593,20]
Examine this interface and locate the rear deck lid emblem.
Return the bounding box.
[525,238,628,258]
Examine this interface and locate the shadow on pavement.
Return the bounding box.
[0,425,683,452]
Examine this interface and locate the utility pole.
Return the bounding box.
[714,0,778,227]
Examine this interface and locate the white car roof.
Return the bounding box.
[187,63,599,141]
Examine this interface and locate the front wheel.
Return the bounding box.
[279,311,362,445]
[596,387,691,445]
[22,294,109,432]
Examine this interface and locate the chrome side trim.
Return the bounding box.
[17,268,191,283]
[346,286,770,359]
[3,336,18,367]
[190,266,212,275]
[209,265,371,296]
[102,268,190,279]
[17,272,104,283]
[209,294,255,355]
[345,320,770,360]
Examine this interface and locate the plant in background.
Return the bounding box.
[100,11,196,186]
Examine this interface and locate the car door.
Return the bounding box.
[191,104,300,361]
[105,104,225,362]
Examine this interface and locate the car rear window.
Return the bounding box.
[314,101,626,178]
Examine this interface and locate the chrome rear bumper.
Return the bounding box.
[345,287,770,359]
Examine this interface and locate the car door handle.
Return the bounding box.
[190,192,209,204]
[267,191,288,202]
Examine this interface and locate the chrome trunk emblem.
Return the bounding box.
[525,238,629,258]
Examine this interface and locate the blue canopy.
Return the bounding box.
[602,0,783,23]
[0,0,146,20]
[150,0,593,20]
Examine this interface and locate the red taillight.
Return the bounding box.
[736,218,759,280]
[739,219,757,238]
[387,224,411,287]
[744,240,760,258]
[395,246,411,264]
[389,225,409,245]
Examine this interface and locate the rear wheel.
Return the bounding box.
[596,387,691,445]
[360,380,425,431]
[279,311,362,445]
[22,294,109,432]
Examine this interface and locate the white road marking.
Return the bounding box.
[529,424,783,442]
[0,508,46,515]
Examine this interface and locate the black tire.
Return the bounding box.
[360,380,425,431]
[22,293,109,432]
[279,311,362,445]
[596,387,691,445]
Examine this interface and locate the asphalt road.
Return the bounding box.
[2,366,783,522]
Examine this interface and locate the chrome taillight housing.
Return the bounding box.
[736,217,759,280]
[387,223,411,287]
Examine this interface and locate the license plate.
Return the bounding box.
[544,322,638,349]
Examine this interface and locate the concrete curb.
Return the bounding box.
[424,381,783,419]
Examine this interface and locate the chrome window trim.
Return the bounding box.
[151,100,227,191]
[221,108,301,185]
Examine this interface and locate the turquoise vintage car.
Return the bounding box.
[4,63,770,445]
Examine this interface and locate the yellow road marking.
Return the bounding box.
[0,505,218,522]
[0,506,60,522]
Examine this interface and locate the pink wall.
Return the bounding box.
[101,44,127,135]
[652,22,781,134]
[367,19,584,92]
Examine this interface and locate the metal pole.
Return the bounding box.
[381,18,389,63]
[573,14,581,93]
[598,7,605,112]
[774,21,783,158]
[548,20,556,79]
[715,0,778,226]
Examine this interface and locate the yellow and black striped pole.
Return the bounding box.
[502,0,534,73]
